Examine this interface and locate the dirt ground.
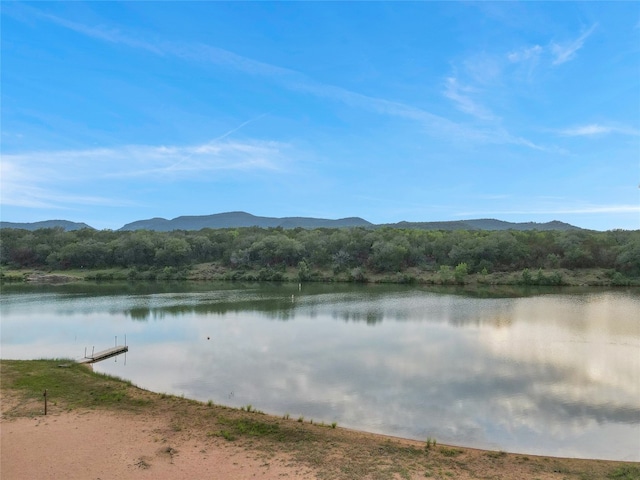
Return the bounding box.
[1,389,637,480]
[1,406,315,480]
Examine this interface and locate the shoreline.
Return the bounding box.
[3,406,635,480]
[2,360,638,479]
[2,265,639,287]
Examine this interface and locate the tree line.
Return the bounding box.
[1,226,639,282]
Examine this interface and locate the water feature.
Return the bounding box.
[1,282,638,461]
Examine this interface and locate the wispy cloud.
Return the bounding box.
[0,159,135,209]
[0,139,291,209]
[4,139,289,178]
[16,4,291,77]
[559,123,640,137]
[18,5,550,152]
[507,25,596,70]
[475,194,511,200]
[507,45,543,79]
[23,6,166,56]
[551,24,598,65]
[457,204,640,216]
[508,45,543,64]
[443,77,496,120]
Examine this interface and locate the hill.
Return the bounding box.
[119,211,373,231]
[0,220,93,231]
[0,212,583,232]
[383,219,580,231]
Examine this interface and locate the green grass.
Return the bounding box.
[439,447,463,457]
[1,359,150,415]
[225,418,280,437]
[486,450,507,459]
[219,429,237,441]
[608,465,640,480]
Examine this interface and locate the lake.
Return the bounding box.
[1,282,638,461]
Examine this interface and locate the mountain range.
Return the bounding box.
[0,211,582,232]
[0,219,94,231]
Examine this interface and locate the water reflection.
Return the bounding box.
[1,284,638,461]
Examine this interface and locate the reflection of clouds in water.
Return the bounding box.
[107,303,639,459]
[4,287,639,461]
[479,295,640,406]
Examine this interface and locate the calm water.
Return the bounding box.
[1,282,638,461]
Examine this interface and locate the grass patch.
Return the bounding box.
[608,465,640,479]
[231,418,279,436]
[1,359,149,415]
[486,450,508,459]
[439,447,463,457]
[219,429,237,441]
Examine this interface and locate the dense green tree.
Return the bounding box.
[370,237,410,272]
[2,225,639,282]
[155,237,192,267]
[454,262,469,284]
[615,237,640,275]
[248,234,304,267]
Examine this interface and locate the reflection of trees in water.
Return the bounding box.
[128,307,151,321]
[336,309,384,325]
[121,291,519,326]
[125,299,298,321]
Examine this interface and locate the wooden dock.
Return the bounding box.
[78,345,128,364]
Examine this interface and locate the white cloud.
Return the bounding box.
[0,139,291,209]
[508,45,543,63]
[561,124,612,136]
[549,205,640,214]
[457,204,640,216]
[462,52,504,85]
[443,77,496,121]
[475,194,511,200]
[559,124,640,137]
[551,24,598,66]
[0,160,134,209]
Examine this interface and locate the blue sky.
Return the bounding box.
[1,2,639,231]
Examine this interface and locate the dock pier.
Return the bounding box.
[78,345,128,364]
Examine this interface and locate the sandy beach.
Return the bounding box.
[1,411,315,480]
[1,361,637,480]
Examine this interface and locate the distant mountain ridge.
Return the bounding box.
[0,220,92,231]
[119,211,373,231]
[1,212,582,232]
[383,219,580,231]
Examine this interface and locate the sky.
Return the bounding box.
[1,2,639,231]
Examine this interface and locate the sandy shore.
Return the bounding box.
[1,369,637,480]
[1,407,315,480]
